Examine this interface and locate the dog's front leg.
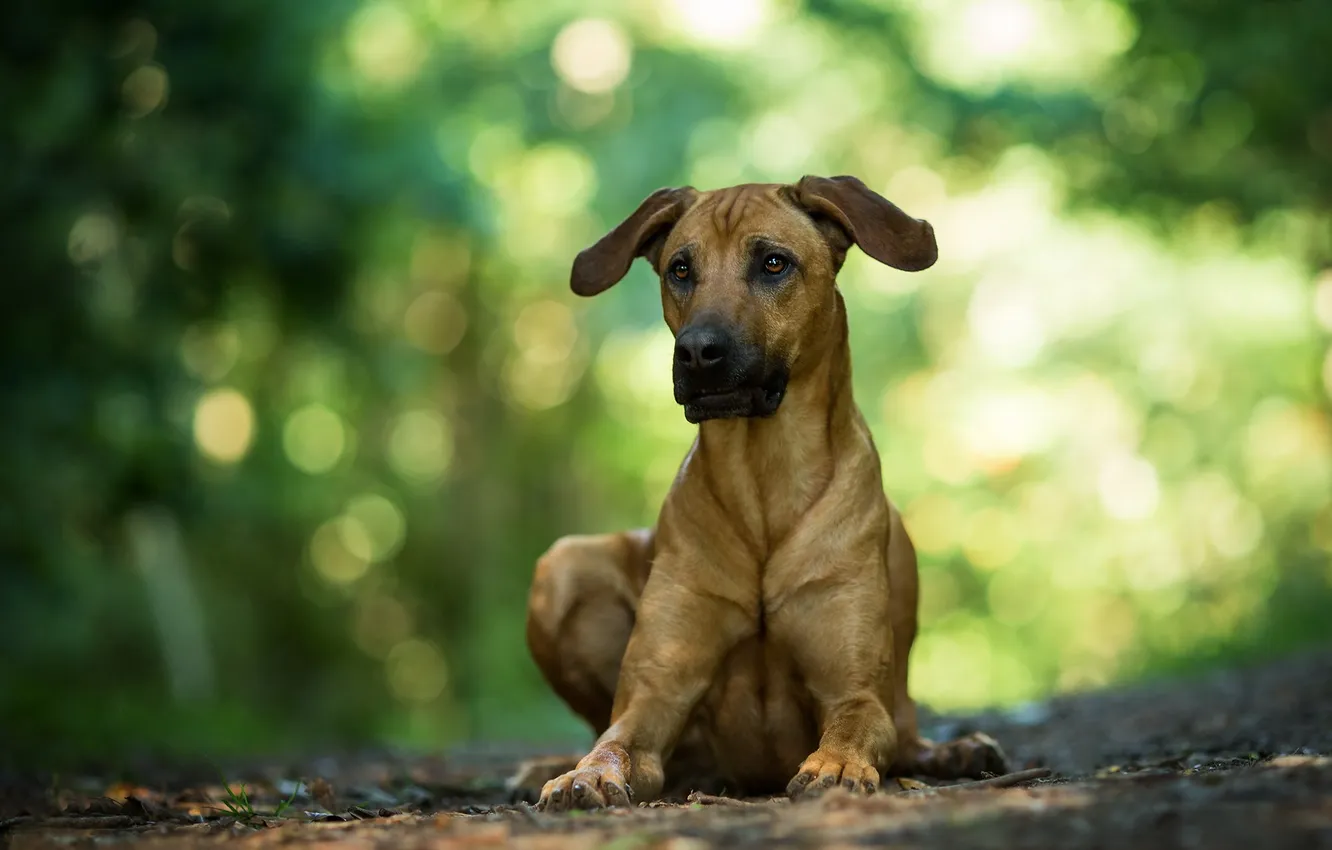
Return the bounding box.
[772,563,898,798]
[537,562,752,811]
[786,692,896,797]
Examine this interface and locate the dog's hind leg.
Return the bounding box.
[897,732,1010,780]
[508,529,653,801]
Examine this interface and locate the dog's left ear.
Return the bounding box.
[789,175,937,272]
[571,187,697,296]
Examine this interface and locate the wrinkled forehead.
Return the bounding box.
[663,184,824,261]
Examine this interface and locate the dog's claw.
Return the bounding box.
[786,771,815,797]
[787,752,879,800]
[604,781,632,807]
[537,760,633,812]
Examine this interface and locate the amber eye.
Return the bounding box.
[763,255,788,275]
[671,261,690,281]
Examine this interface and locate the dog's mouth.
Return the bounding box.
[680,379,787,424]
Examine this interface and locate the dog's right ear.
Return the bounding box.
[790,175,937,273]
[571,187,696,296]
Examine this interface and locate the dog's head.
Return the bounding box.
[571,176,937,423]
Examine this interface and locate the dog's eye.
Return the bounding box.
[763,255,788,275]
[671,261,690,281]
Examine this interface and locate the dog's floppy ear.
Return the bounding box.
[571,187,697,296]
[790,175,937,272]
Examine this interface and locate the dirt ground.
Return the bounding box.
[4,648,1332,849]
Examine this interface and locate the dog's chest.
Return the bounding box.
[700,431,839,550]
[700,634,818,788]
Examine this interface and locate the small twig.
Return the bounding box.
[500,803,542,824]
[927,768,1053,793]
[16,815,138,830]
[0,816,35,832]
[685,792,771,808]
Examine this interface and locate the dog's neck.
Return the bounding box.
[693,290,862,547]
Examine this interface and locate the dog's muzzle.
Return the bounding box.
[672,324,788,424]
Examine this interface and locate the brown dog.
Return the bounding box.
[521,176,1006,810]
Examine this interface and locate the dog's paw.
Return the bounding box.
[786,751,880,799]
[537,749,635,812]
[506,755,582,803]
[912,732,1009,779]
[949,731,1009,777]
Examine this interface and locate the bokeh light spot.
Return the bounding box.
[283,404,348,474]
[347,2,427,87]
[1119,538,1187,592]
[912,0,1135,92]
[886,166,948,216]
[1141,414,1198,473]
[192,388,255,464]
[411,228,472,289]
[1138,339,1199,403]
[1200,91,1255,152]
[122,63,169,117]
[504,299,586,412]
[666,0,769,48]
[1015,481,1067,544]
[748,111,814,176]
[403,290,468,355]
[386,638,449,702]
[1103,98,1159,153]
[922,430,976,485]
[962,0,1037,60]
[1313,270,1332,331]
[1243,399,1332,508]
[387,410,454,486]
[919,569,961,624]
[958,386,1058,462]
[310,518,371,585]
[551,19,631,94]
[1312,506,1332,553]
[594,328,682,427]
[1098,453,1160,520]
[988,566,1047,626]
[513,300,577,365]
[354,595,414,659]
[963,509,1023,571]
[910,618,994,709]
[967,274,1047,367]
[67,213,119,266]
[421,0,487,32]
[904,494,963,555]
[111,19,158,62]
[1323,347,1332,401]
[337,515,376,564]
[466,124,523,186]
[180,323,242,382]
[345,493,406,562]
[554,86,616,130]
[1207,497,1264,560]
[519,145,598,215]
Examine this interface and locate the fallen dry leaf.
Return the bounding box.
[309,778,337,813]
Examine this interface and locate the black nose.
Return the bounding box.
[675,325,732,371]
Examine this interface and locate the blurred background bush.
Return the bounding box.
[3,0,1331,769]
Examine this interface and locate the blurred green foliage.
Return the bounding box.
[2,0,1331,770]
